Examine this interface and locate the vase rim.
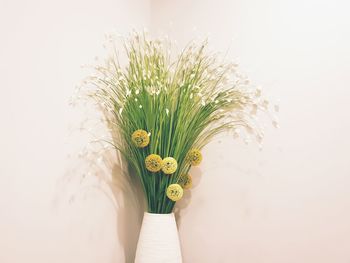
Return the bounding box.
[144,212,174,216]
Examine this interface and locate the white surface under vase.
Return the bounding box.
[135,212,182,263]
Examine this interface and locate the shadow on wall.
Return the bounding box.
[108,159,145,263]
[95,151,146,263]
[56,148,146,263]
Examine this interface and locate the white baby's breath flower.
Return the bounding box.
[272,119,279,128]
[255,86,262,97]
[233,128,240,138]
[256,133,264,143]
[244,136,252,145]
[262,99,269,110]
[147,86,160,96]
[251,104,258,115]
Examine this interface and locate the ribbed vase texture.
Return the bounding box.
[135,212,182,263]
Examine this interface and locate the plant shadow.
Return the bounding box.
[105,157,145,263]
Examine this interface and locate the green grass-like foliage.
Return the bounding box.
[87,32,267,213]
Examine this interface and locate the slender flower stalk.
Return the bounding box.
[83,31,274,213]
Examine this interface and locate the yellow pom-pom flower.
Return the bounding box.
[145,154,162,172]
[187,149,202,166]
[178,174,192,189]
[161,157,178,174]
[131,129,150,148]
[166,184,183,201]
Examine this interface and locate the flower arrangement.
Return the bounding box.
[83,32,274,214]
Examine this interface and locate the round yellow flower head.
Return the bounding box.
[161,157,178,174]
[131,129,150,148]
[187,149,202,166]
[178,174,192,189]
[145,154,162,172]
[166,184,183,201]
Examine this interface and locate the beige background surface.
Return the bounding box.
[1,0,350,262]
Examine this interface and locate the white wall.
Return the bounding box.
[1,0,350,263]
[0,0,149,262]
[151,0,350,262]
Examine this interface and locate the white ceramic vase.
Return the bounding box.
[135,212,182,263]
